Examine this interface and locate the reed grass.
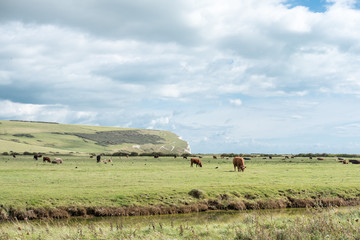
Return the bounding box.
[0,207,359,239]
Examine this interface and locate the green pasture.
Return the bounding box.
[0,155,359,210]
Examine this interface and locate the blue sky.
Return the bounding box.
[286,0,330,12]
[1,0,360,154]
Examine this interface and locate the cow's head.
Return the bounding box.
[199,162,202,167]
[241,166,246,172]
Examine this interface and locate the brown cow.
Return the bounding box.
[233,157,246,172]
[213,155,217,159]
[317,157,324,160]
[43,156,51,163]
[190,158,202,167]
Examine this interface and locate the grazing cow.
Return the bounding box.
[244,157,251,160]
[108,159,112,163]
[233,157,246,172]
[338,157,344,160]
[90,155,93,158]
[12,154,16,158]
[183,156,188,159]
[154,155,159,158]
[285,156,289,159]
[309,156,313,159]
[269,156,272,159]
[33,155,38,160]
[96,155,101,163]
[43,156,51,163]
[190,158,202,167]
[317,157,325,160]
[349,159,360,164]
[213,155,217,159]
[52,158,63,164]
[343,160,349,164]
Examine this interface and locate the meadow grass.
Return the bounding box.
[0,155,359,211]
[0,207,359,239]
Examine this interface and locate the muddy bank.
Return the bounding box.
[1,197,360,222]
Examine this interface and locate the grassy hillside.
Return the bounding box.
[0,120,190,155]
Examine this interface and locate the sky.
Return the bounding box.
[1,0,360,154]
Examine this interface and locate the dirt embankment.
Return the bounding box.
[1,197,360,221]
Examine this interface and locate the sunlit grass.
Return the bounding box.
[0,207,359,239]
[0,155,359,210]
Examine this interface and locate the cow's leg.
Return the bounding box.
[234,165,236,171]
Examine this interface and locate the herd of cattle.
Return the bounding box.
[29,154,360,170]
[33,154,63,164]
[190,156,246,172]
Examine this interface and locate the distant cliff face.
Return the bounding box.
[0,120,190,155]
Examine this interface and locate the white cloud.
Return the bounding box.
[229,99,242,106]
[0,100,97,124]
[147,117,171,129]
[1,0,360,153]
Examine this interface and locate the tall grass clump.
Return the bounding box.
[0,207,359,239]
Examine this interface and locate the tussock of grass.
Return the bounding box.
[188,189,207,199]
[0,207,359,239]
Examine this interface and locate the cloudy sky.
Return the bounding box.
[1,0,360,154]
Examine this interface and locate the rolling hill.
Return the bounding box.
[0,120,191,155]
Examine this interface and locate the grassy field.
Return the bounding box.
[0,154,359,215]
[1,207,359,239]
[0,120,189,155]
